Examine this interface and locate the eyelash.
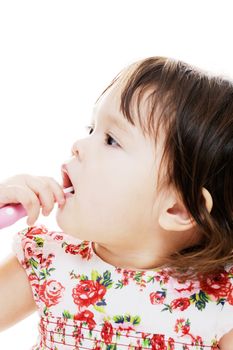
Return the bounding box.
[85,125,120,147]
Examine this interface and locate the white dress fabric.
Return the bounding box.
[12,224,233,349]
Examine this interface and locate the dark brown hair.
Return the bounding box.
[101,56,233,278]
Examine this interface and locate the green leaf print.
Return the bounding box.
[40,267,56,280]
[113,315,124,323]
[195,300,206,310]
[43,306,49,316]
[162,304,172,313]
[48,267,56,273]
[63,310,72,319]
[134,272,143,282]
[91,269,102,281]
[80,274,89,280]
[103,270,111,280]
[113,314,141,325]
[115,280,124,289]
[93,304,106,313]
[104,280,114,289]
[132,315,141,325]
[217,298,226,306]
[190,291,210,310]
[34,237,44,247]
[39,271,47,280]
[102,270,114,289]
[61,242,67,248]
[29,257,39,269]
[106,344,117,350]
[90,270,114,289]
[199,290,209,302]
[69,269,79,279]
[147,275,155,283]
[124,314,131,322]
[142,338,150,347]
[96,299,107,306]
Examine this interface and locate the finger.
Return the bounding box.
[25,177,55,216]
[44,177,66,207]
[5,185,41,226]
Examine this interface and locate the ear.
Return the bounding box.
[158,187,213,232]
[202,187,213,213]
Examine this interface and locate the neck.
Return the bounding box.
[93,241,168,271]
[92,228,198,271]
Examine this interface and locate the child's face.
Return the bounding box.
[56,83,164,249]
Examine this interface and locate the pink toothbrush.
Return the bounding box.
[0,186,74,229]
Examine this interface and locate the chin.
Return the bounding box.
[55,210,80,238]
[55,208,67,232]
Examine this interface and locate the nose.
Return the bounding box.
[71,132,92,158]
[71,140,79,157]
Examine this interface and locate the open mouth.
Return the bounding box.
[61,165,75,194]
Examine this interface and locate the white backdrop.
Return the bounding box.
[0,0,233,348]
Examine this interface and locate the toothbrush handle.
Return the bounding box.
[0,186,74,229]
[0,204,27,229]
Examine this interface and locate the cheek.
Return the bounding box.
[78,177,154,221]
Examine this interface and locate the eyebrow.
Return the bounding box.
[91,114,133,135]
[107,115,131,134]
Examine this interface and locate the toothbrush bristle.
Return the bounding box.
[63,186,74,194]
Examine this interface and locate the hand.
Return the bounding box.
[0,174,66,226]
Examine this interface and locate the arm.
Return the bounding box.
[219,329,233,350]
[0,174,66,331]
[0,253,37,332]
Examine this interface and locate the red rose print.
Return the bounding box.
[174,318,190,335]
[74,310,96,330]
[22,238,42,261]
[181,324,190,335]
[157,270,170,284]
[93,341,102,350]
[101,321,114,344]
[25,225,47,238]
[65,244,80,254]
[150,291,166,305]
[72,324,83,345]
[40,253,55,269]
[47,231,64,241]
[227,286,233,305]
[150,334,166,350]
[170,297,190,311]
[122,277,129,286]
[64,242,92,260]
[39,280,65,307]
[29,274,40,303]
[29,274,39,288]
[199,271,231,300]
[72,280,106,308]
[168,337,175,350]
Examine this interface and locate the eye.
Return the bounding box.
[105,134,119,147]
[85,125,94,135]
[85,125,120,148]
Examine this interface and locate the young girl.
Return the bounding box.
[0,56,232,350]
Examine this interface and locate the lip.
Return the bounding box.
[61,164,75,192]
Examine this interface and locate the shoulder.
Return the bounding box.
[197,265,233,305]
[12,224,62,261]
[12,224,93,263]
[219,328,233,350]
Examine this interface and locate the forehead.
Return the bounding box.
[92,82,153,135]
[91,84,137,133]
[92,83,166,158]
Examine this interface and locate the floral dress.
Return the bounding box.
[12,224,233,350]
